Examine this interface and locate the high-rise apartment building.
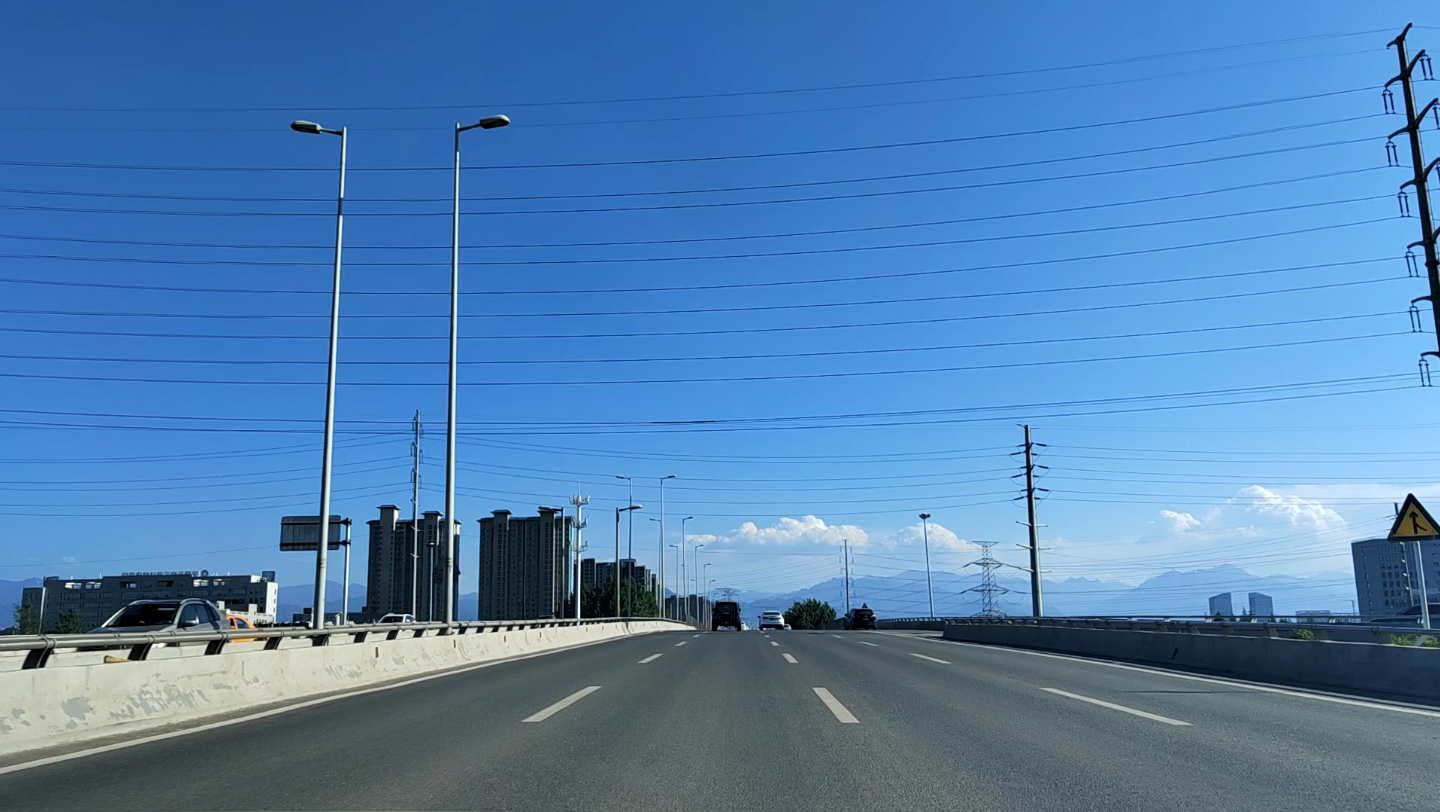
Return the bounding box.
[478,508,572,620]
[365,506,460,621]
[1248,592,1274,619]
[1208,592,1234,617]
[1351,537,1440,619]
[580,557,597,592]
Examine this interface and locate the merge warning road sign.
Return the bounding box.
[1388,493,1440,541]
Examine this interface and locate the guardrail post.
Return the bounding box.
[204,639,227,656]
[128,640,154,661]
[264,637,283,651]
[21,640,54,669]
[310,634,330,647]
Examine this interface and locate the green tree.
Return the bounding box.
[11,597,41,634]
[581,579,658,618]
[55,608,86,634]
[783,598,837,630]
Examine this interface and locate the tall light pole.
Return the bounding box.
[290,119,345,631]
[667,543,680,619]
[659,475,676,613]
[919,513,935,619]
[681,517,694,623]
[445,114,510,626]
[693,543,705,628]
[570,494,589,619]
[615,504,641,616]
[615,476,634,566]
[703,564,712,628]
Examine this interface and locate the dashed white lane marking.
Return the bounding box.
[692,634,701,638]
[638,654,663,664]
[770,641,780,647]
[523,686,602,723]
[859,641,880,647]
[1042,688,1191,727]
[782,653,798,664]
[908,652,950,664]
[674,641,687,647]
[813,687,860,723]
[934,639,1440,720]
[831,634,844,639]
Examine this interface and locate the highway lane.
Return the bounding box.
[1,629,1437,811]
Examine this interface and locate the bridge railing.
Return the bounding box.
[875,615,1432,644]
[0,617,681,670]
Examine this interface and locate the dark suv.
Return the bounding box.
[843,605,877,630]
[711,601,741,631]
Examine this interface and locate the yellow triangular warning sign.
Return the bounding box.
[1388,493,1440,541]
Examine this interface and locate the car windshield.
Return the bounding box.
[106,604,179,628]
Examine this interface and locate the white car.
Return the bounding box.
[758,611,787,630]
[377,613,415,624]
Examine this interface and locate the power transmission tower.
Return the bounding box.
[1012,425,1048,617]
[1387,24,1440,383]
[963,542,1012,617]
[410,411,422,619]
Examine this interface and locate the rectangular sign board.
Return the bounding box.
[280,515,344,551]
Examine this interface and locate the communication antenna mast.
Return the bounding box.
[963,542,1012,618]
[569,493,590,619]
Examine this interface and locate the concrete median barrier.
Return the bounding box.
[0,619,680,758]
[942,621,1440,702]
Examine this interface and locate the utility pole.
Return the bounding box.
[1388,24,1440,383]
[411,410,422,619]
[1018,424,1046,617]
[570,494,589,619]
[843,538,851,616]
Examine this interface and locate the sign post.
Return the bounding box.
[1386,494,1436,631]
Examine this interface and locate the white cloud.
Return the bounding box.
[886,521,973,551]
[1159,510,1201,533]
[704,515,867,548]
[1232,485,1346,531]
[59,555,77,564]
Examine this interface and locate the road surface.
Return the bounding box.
[2,629,1436,811]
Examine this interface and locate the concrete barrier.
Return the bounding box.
[0,619,680,758]
[942,621,1440,702]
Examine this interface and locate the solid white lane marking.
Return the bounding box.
[1042,687,1191,727]
[813,687,860,723]
[0,632,642,777]
[638,654,663,664]
[523,686,602,723]
[859,641,880,647]
[939,639,1440,720]
[909,652,950,664]
[770,641,779,647]
[831,634,844,639]
[674,641,687,647]
[692,634,701,638]
[782,653,798,664]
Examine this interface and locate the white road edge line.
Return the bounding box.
[908,652,950,664]
[692,634,701,638]
[782,653,798,664]
[674,641,687,647]
[523,686,602,723]
[934,638,1440,720]
[1042,687,1191,727]
[0,632,645,776]
[812,687,860,723]
[638,654,663,664]
[859,641,880,647]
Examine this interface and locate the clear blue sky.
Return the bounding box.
[2,2,1437,614]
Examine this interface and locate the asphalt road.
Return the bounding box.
[2,629,1438,811]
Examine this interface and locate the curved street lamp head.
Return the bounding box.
[663,474,677,480]
[290,120,324,134]
[684,516,695,522]
[619,504,642,513]
[478,114,511,129]
[919,513,931,521]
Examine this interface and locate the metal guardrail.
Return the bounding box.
[1,617,681,670]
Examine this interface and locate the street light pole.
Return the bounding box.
[445,114,509,627]
[693,543,705,628]
[919,513,934,619]
[681,517,694,623]
[290,119,345,631]
[703,564,712,628]
[667,543,679,619]
[341,519,352,625]
[659,475,675,614]
[614,504,641,616]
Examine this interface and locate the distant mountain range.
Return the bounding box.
[3,564,1354,629]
